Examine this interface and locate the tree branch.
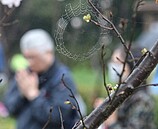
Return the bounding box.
[58,107,65,129]
[101,45,111,101]
[74,41,158,129]
[61,74,87,129]
[88,0,135,69]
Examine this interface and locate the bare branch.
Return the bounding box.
[42,106,53,129]
[88,0,124,42]
[101,45,111,101]
[75,41,158,129]
[88,0,135,66]
[61,74,87,129]
[129,0,143,45]
[58,107,65,129]
[91,19,113,30]
[116,57,124,64]
[112,67,121,78]
[111,46,131,103]
[135,83,158,90]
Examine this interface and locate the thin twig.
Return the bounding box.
[112,67,121,78]
[131,51,149,72]
[87,0,141,106]
[88,0,135,64]
[58,107,65,129]
[128,0,144,65]
[91,19,113,30]
[88,0,124,42]
[111,47,130,104]
[61,74,87,129]
[129,0,138,44]
[121,1,144,67]
[116,57,124,64]
[75,41,158,129]
[42,106,53,129]
[134,83,158,90]
[101,45,111,101]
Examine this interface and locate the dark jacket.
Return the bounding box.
[4,61,79,129]
[108,89,156,129]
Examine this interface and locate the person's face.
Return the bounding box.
[22,49,53,73]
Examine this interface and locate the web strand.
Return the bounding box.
[54,0,111,61]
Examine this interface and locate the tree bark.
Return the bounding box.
[75,41,158,129]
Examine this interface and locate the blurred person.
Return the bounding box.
[0,54,28,118]
[136,1,158,50]
[0,42,9,118]
[95,46,156,129]
[4,29,86,129]
[136,1,158,95]
[0,101,9,117]
[107,46,156,129]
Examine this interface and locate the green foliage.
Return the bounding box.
[72,66,109,113]
[0,117,15,129]
[72,66,99,113]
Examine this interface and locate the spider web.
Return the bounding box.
[54,0,111,61]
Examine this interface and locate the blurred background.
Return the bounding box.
[0,0,158,129]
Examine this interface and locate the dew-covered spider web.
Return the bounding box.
[54,0,112,61]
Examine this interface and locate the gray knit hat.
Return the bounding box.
[20,29,54,53]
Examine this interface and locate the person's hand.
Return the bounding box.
[16,69,39,101]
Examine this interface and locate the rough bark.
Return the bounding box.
[75,41,158,129]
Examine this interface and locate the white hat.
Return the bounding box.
[20,29,54,53]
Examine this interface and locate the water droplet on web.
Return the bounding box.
[54,0,112,61]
